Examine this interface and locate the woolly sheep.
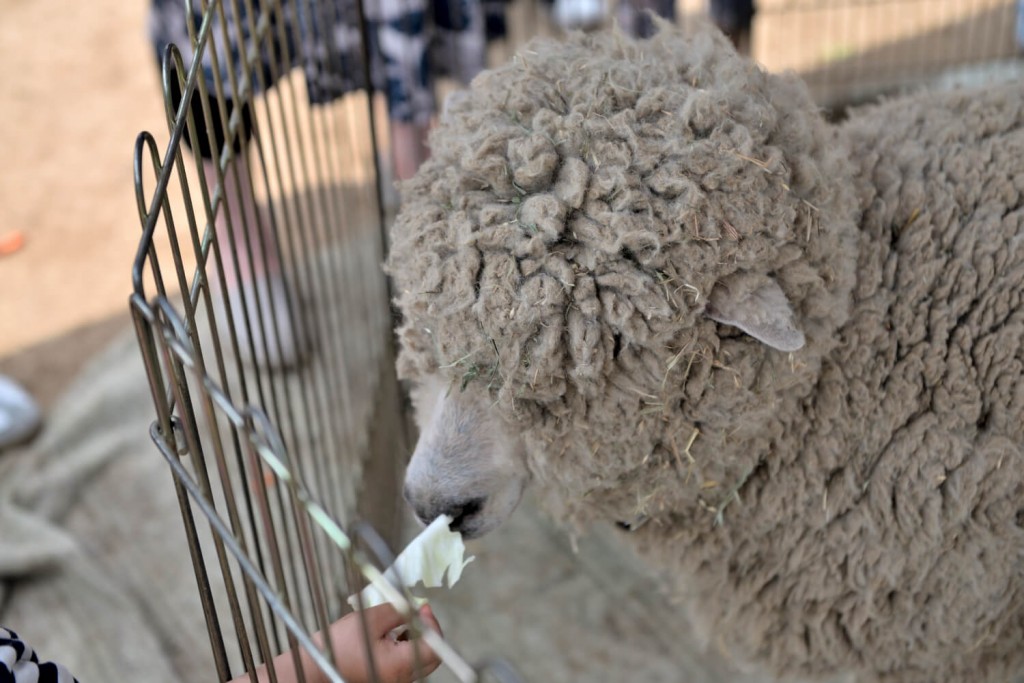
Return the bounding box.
[386,26,1024,683]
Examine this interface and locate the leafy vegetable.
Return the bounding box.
[348,515,475,610]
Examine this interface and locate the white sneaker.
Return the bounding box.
[0,376,42,452]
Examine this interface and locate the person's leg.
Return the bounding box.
[481,0,509,43]
[370,0,435,182]
[432,0,486,85]
[708,0,755,55]
[202,151,300,369]
[630,0,675,39]
[390,121,431,181]
[154,0,301,369]
[167,71,300,368]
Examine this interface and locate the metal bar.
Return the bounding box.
[221,0,322,614]
[243,419,311,683]
[155,424,236,681]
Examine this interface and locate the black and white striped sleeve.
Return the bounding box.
[0,627,79,683]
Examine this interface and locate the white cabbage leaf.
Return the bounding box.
[347,515,475,610]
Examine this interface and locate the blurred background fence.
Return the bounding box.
[744,0,1022,106]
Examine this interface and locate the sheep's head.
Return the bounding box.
[388,26,859,534]
[398,274,804,538]
[399,269,806,537]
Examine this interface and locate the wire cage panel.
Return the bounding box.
[129,0,522,680]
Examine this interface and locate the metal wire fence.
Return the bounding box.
[129,0,523,680]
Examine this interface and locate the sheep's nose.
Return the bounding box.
[408,495,487,532]
[445,497,486,532]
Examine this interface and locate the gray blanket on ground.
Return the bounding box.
[0,326,213,682]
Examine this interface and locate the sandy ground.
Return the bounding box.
[0,0,169,406]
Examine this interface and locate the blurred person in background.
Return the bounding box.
[709,0,754,54]
[549,0,753,55]
[148,0,504,368]
[616,0,674,39]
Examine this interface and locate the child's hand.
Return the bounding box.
[332,603,443,683]
[228,603,443,683]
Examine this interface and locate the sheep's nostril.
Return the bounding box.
[448,497,486,532]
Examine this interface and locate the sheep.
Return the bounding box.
[386,25,1024,683]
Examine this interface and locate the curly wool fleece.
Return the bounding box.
[386,27,1024,683]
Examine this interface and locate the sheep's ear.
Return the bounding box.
[706,273,805,352]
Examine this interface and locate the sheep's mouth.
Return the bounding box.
[456,524,486,540]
